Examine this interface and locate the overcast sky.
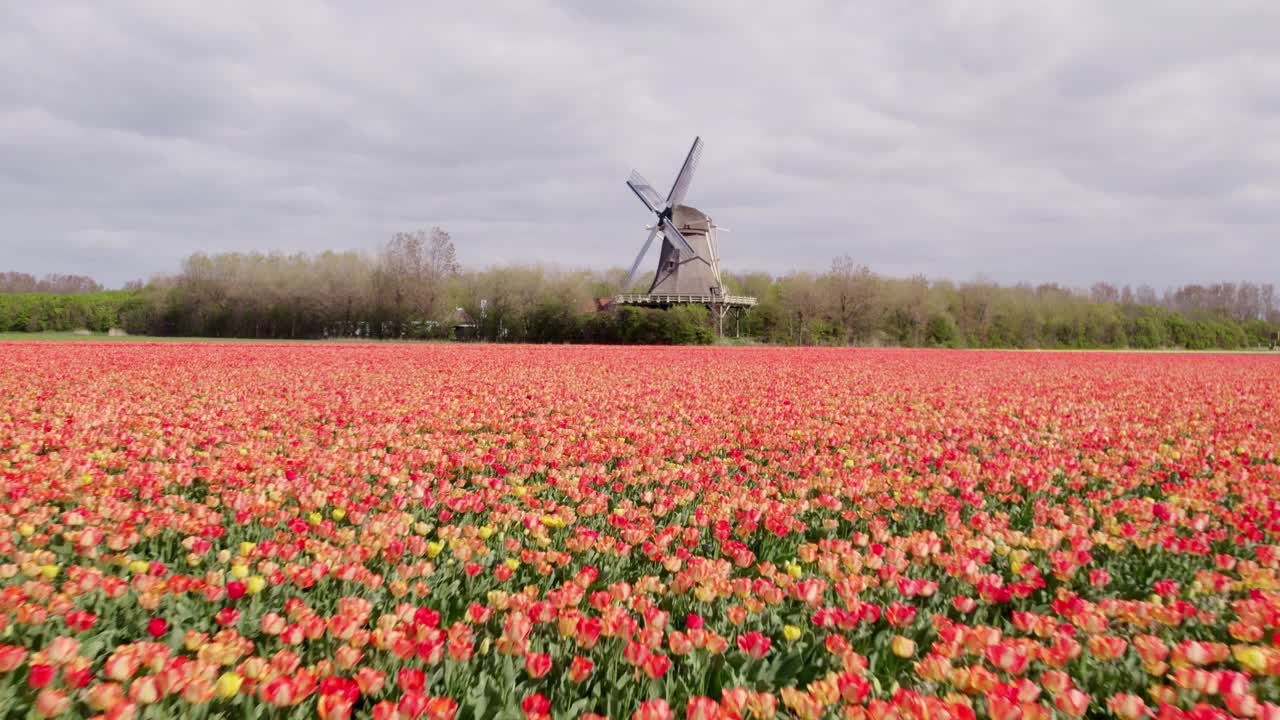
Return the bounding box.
[2,1,1278,289]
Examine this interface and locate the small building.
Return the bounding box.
[451,307,478,340]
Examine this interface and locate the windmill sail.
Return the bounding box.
[625,225,662,289]
[666,136,702,207]
[627,170,666,214]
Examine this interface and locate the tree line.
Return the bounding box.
[0,272,103,294]
[2,229,1277,348]
[731,258,1278,349]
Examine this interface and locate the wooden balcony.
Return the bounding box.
[612,293,757,307]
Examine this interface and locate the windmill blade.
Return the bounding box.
[625,225,661,289]
[666,136,703,207]
[661,217,699,259]
[626,170,666,214]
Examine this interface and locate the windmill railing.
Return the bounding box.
[612,293,757,307]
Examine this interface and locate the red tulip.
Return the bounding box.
[45,637,79,665]
[524,652,551,679]
[1054,689,1090,717]
[836,671,871,704]
[0,645,27,672]
[354,667,385,695]
[28,664,55,689]
[568,655,594,683]
[634,700,672,720]
[1108,693,1149,720]
[34,688,70,718]
[397,668,426,694]
[64,610,97,633]
[576,616,603,649]
[146,618,168,639]
[985,643,1029,675]
[1224,693,1260,719]
[885,602,918,628]
[62,664,91,689]
[260,677,297,707]
[27,661,53,691]
[641,652,671,679]
[318,693,355,720]
[688,696,721,720]
[466,603,493,624]
[424,697,459,720]
[414,607,441,628]
[521,693,551,719]
[398,692,427,720]
[737,631,771,659]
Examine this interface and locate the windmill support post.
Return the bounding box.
[709,296,741,338]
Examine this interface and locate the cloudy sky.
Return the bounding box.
[2,1,1278,288]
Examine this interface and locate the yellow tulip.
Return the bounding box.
[215,672,243,699]
[40,564,59,580]
[783,625,802,642]
[331,508,346,521]
[17,524,33,537]
[246,576,266,594]
[426,542,443,558]
[1236,647,1268,673]
[239,542,255,557]
[891,635,917,658]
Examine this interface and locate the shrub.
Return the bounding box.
[0,291,139,333]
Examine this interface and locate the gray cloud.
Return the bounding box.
[1,0,1278,288]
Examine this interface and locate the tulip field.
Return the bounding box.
[3,343,1280,720]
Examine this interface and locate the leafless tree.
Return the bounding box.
[1090,282,1119,304]
[822,255,880,343]
[0,271,102,293]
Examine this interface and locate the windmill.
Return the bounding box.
[615,137,755,334]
